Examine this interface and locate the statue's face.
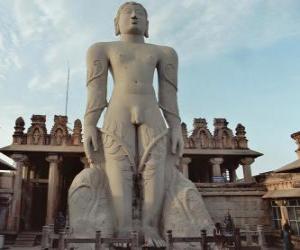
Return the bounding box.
[118,4,148,36]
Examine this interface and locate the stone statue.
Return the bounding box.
[69,2,213,249]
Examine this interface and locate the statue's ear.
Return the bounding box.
[114,18,120,36]
[144,20,149,38]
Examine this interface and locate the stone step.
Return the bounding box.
[14,232,37,247]
[16,235,36,239]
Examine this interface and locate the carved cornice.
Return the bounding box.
[209,157,224,166]
[240,157,255,166]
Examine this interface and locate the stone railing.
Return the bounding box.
[41,226,242,250]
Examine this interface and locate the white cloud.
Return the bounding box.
[147,0,300,62]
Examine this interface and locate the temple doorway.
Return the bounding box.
[30,183,47,231]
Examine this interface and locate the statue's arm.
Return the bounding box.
[157,46,183,155]
[84,43,109,157]
[157,46,181,128]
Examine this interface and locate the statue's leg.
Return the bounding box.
[138,125,167,238]
[103,132,134,237]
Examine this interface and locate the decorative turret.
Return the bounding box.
[235,123,248,149]
[50,115,69,145]
[72,119,82,145]
[13,117,25,144]
[213,118,234,149]
[193,118,207,130]
[190,118,213,149]
[27,115,47,145]
[291,131,300,159]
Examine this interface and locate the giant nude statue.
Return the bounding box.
[69,2,213,249]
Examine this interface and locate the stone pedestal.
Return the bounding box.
[46,154,61,225]
[8,154,27,232]
[210,157,224,183]
[240,157,254,183]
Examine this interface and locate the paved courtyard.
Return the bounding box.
[3,246,40,250]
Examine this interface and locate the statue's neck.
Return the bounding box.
[120,34,145,43]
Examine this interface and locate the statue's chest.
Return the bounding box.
[110,48,157,68]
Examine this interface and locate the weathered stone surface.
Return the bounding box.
[69,2,213,247]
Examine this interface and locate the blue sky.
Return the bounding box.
[0,0,300,176]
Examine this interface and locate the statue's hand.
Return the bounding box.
[83,125,99,162]
[170,125,184,156]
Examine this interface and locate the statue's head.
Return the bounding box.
[114,2,149,38]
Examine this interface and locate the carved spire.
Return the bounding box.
[213,118,234,149]
[72,119,82,145]
[50,115,69,145]
[191,118,213,149]
[13,117,25,144]
[213,118,228,131]
[193,118,207,130]
[235,123,248,149]
[27,115,47,145]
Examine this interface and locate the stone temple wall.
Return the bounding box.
[198,184,271,229]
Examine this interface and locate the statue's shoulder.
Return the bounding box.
[86,42,117,57]
[152,44,178,61]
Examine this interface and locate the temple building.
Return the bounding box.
[258,131,300,238]
[0,114,265,235]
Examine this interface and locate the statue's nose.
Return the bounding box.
[131,11,138,19]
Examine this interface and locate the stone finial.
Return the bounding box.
[213,118,228,129]
[72,119,82,145]
[54,115,68,126]
[13,117,25,144]
[291,131,300,159]
[235,123,248,149]
[193,118,207,129]
[31,115,46,124]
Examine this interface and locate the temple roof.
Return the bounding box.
[274,159,300,173]
[263,188,300,199]
[184,148,262,157]
[0,115,263,158]
[0,144,84,154]
[0,153,16,170]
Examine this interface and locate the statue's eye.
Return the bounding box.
[123,8,132,14]
[135,10,144,16]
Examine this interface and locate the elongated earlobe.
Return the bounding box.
[114,18,120,36]
[144,20,149,38]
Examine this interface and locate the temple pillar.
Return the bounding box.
[275,201,289,228]
[22,165,29,180]
[29,166,35,180]
[7,153,28,232]
[229,168,235,182]
[209,157,224,183]
[80,156,90,168]
[46,154,62,225]
[180,157,191,179]
[240,157,255,182]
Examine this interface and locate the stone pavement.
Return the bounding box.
[3,246,40,250]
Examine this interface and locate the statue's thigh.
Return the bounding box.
[102,133,133,187]
[138,125,167,182]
